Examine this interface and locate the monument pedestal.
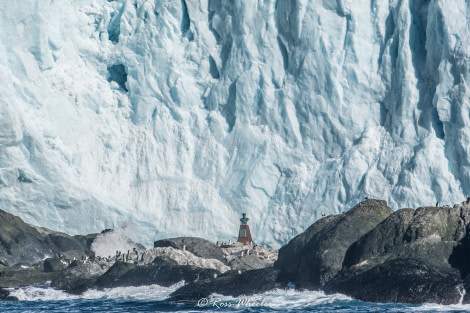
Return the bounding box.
[237,213,253,244]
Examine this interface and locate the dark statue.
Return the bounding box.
[240,213,249,225]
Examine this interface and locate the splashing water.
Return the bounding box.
[91,222,144,257]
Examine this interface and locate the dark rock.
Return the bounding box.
[47,234,87,253]
[0,264,57,288]
[0,288,9,299]
[51,262,106,294]
[74,233,99,252]
[154,237,224,262]
[0,288,18,301]
[228,254,271,271]
[462,273,470,304]
[343,206,468,272]
[343,208,415,269]
[4,295,19,301]
[68,260,82,268]
[404,206,466,242]
[94,257,220,289]
[324,259,462,305]
[0,209,94,266]
[275,199,392,289]
[43,258,66,273]
[325,205,470,304]
[169,267,285,301]
[94,261,138,288]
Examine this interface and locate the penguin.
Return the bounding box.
[436,201,439,207]
[321,212,326,217]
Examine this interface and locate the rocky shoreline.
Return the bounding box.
[2,198,470,304]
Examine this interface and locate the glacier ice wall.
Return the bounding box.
[0,0,469,247]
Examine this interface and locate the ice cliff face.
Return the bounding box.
[0,0,469,248]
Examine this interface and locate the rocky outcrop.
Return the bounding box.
[154,237,224,262]
[0,263,58,288]
[169,268,284,301]
[275,199,393,289]
[142,247,230,273]
[50,261,108,294]
[221,243,278,269]
[342,206,466,271]
[95,257,220,289]
[43,258,67,273]
[341,208,415,269]
[0,209,95,266]
[322,205,470,304]
[273,199,470,304]
[3,199,470,305]
[324,259,462,304]
[228,254,269,271]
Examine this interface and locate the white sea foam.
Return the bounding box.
[261,289,352,308]
[7,282,184,302]
[91,222,144,257]
[8,284,79,301]
[416,303,470,312]
[9,283,470,312]
[81,282,185,301]
[200,289,352,310]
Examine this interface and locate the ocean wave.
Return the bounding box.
[415,303,470,312]
[195,289,353,311]
[7,281,185,302]
[7,283,470,313]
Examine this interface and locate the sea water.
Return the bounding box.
[1,283,470,313]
